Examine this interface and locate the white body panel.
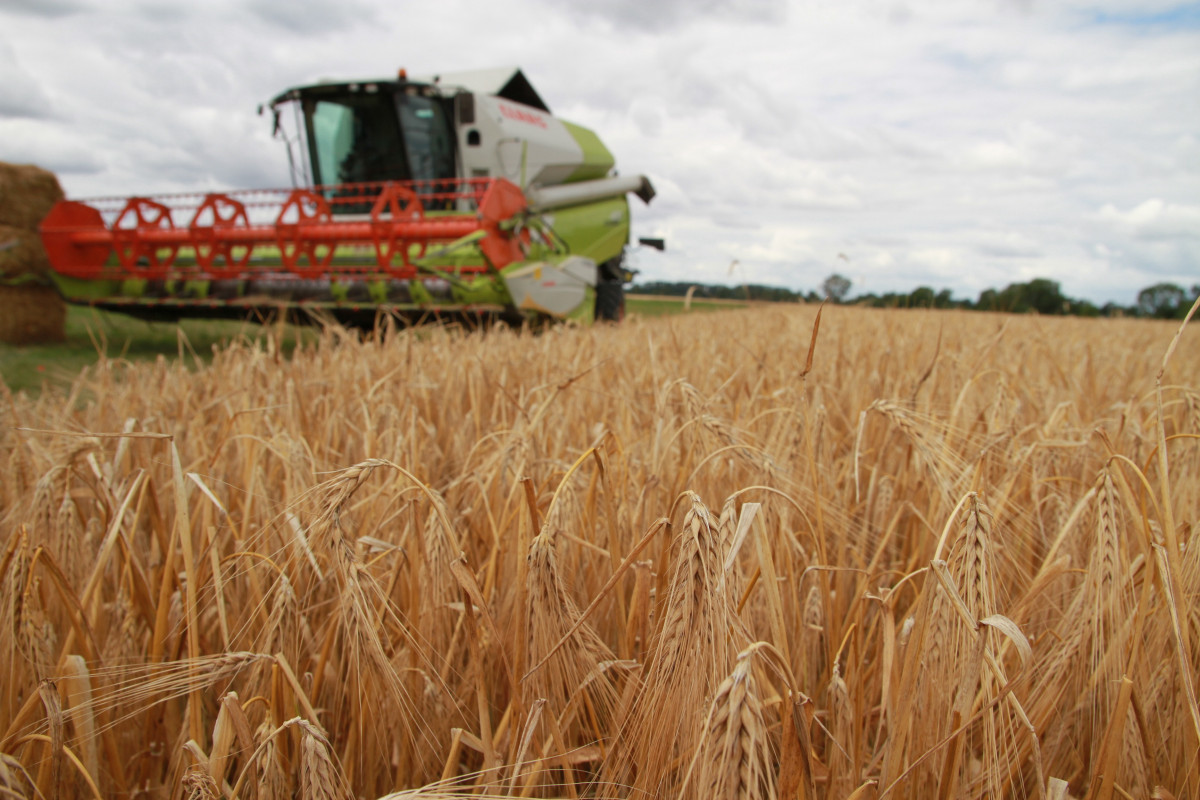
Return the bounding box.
[458,95,587,188]
[503,256,598,316]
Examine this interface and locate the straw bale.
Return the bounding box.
[0,161,65,230]
[0,225,52,281]
[0,284,66,344]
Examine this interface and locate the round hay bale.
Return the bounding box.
[0,224,52,282]
[0,162,65,231]
[0,284,66,344]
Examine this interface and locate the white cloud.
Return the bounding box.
[0,41,53,119]
[1098,199,1200,240]
[1091,200,1200,287]
[957,121,1083,178]
[566,0,785,28]
[243,0,380,34]
[0,0,85,16]
[975,230,1043,258]
[0,0,1196,305]
[0,120,104,173]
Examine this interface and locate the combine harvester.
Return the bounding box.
[39,67,658,326]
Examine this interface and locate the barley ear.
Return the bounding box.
[681,642,777,800]
[182,765,220,800]
[0,753,34,800]
[300,722,350,800]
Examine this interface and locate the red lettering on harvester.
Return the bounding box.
[499,102,549,129]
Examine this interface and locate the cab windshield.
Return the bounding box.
[302,87,456,187]
[305,93,407,186]
[394,93,456,183]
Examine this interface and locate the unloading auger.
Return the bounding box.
[38,67,658,325]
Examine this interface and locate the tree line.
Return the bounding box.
[631,275,1199,319]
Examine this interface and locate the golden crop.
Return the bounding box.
[1,304,1197,800]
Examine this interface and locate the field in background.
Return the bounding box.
[1,304,1197,800]
[0,307,316,395]
[1,297,741,395]
[625,293,749,315]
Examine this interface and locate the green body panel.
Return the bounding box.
[407,281,433,304]
[52,274,125,301]
[178,280,210,299]
[451,275,511,306]
[569,286,597,323]
[561,121,616,183]
[546,196,630,266]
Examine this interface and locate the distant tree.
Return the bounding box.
[822,273,852,302]
[995,284,1026,312]
[1024,278,1069,314]
[1138,282,1187,319]
[748,284,801,302]
[908,286,936,308]
[629,276,1117,317]
[630,281,688,297]
[878,292,904,308]
[989,278,1068,314]
[856,292,902,308]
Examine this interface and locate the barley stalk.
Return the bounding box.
[0,306,1194,799]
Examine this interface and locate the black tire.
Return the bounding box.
[595,279,625,322]
[595,256,627,322]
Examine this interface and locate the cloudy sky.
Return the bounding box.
[2,0,1197,305]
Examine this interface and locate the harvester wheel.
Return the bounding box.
[595,279,625,322]
[594,257,627,322]
[595,256,626,322]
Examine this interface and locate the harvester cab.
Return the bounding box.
[39,67,656,325]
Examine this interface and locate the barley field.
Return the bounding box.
[1,304,1197,800]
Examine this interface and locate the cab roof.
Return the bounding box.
[269,66,550,113]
